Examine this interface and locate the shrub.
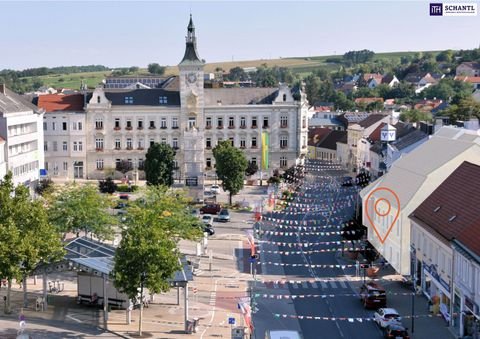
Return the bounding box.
[116,184,138,193]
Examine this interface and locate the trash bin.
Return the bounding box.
[186,320,194,334]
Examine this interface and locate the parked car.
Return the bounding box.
[203,224,215,236]
[266,330,302,339]
[218,209,230,222]
[374,308,402,328]
[200,204,222,215]
[359,282,387,309]
[114,202,128,209]
[383,323,410,339]
[210,185,220,194]
[202,214,214,226]
[119,193,129,201]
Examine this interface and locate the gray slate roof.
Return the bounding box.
[204,88,279,105]
[0,87,42,114]
[87,89,181,106]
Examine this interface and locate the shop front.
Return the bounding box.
[422,261,451,324]
[462,294,480,338]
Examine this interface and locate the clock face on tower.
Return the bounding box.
[187,72,197,84]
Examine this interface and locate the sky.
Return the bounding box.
[1,1,479,70]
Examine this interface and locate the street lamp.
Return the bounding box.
[138,271,146,336]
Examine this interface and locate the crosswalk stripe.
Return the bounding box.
[292,283,299,289]
[301,282,308,289]
[311,282,318,289]
[339,281,348,288]
[330,281,337,289]
[320,281,328,288]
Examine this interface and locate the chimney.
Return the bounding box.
[0,84,5,95]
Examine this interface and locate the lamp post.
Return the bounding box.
[138,271,146,336]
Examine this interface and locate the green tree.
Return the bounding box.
[128,66,139,74]
[304,74,322,105]
[35,178,55,196]
[112,187,202,336]
[213,141,248,205]
[443,98,480,123]
[116,160,133,176]
[98,177,117,194]
[228,67,247,81]
[147,63,166,75]
[399,109,432,123]
[245,161,258,177]
[48,184,116,240]
[144,143,175,186]
[0,173,63,312]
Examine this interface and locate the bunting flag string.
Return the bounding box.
[260,223,342,231]
[258,247,366,255]
[257,230,360,237]
[255,292,415,299]
[260,239,361,247]
[257,262,356,269]
[272,312,458,322]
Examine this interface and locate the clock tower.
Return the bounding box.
[179,15,205,201]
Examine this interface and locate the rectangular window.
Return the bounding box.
[62,141,67,151]
[280,136,288,148]
[78,141,83,151]
[150,138,155,147]
[73,141,78,152]
[95,138,104,150]
[126,138,133,149]
[172,138,178,149]
[62,122,67,131]
[251,157,257,166]
[96,159,104,170]
[95,119,103,130]
[44,142,48,151]
[188,117,196,129]
[281,116,288,128]
[263,117,269,128]
[252,136,257,148]
[161,138,167,144]
[159,96,168,104]
[240,137,246,148]
[138,138,144,149]
[172,117,178,129]
[302,117,307,129]
[229,137,234,146]
[43,122,47,131]
[280,156,287,168]
[53,163,58,176]
[137,120,143,129]
[206,158,212,168]
[78,122,83,130]
[126,119,132,129]
[115,138,121,149]
[52,122,56,131]
[206,117,212,128]
[206,138,212,148]
[63,162,68,171]
[217,117,223,128]
[161,118,167,128]
[53,141,58,152]
[125,96,133,104]
[149,120,155,129]
[228,117,235,128]
[251,117,257,128]
[115,118,120,129]
[240,117,246,128]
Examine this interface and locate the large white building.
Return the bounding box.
[37,16,309,199]
[360,126,480,276]
[0,84,45,190]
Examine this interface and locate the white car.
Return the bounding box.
[210,185,220,194]
[374,308,402,328]
[201,214,213,226]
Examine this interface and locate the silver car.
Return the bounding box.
[218,209,230,222]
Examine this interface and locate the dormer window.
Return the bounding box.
[159,96,168,104]
[125,96,133,104]
[283,94,287,102]
[97,96,101,103]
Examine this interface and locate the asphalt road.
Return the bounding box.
[252,160,384,339]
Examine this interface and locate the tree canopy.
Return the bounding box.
[47,184,116,240]
[147,63,166,75]
[144,143,176,186]
[213,141,248,205]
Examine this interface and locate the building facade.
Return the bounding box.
[39,16,309,198]
[0,84,45,191]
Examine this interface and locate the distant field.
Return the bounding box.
[34,50,440,89]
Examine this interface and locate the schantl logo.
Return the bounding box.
[430,3,443,15]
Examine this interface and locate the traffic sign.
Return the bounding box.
[228,317,235,325]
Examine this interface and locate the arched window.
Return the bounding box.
[283,94,287,102]
[97,96,101,103]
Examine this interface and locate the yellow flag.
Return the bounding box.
[261,132,269,170]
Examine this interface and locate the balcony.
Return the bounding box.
[217,126,224,129]
[148,126,156,130]
[251,125,258,129]
[280,145,288,149]
[251,146,258,149]
[205,125,212,130]
[205,146,212,150]
[228,125,235,129]
[137,126,143,130]
[240,125,246,129]
[280,124,288,128]
[137,147,144,150]
[95,126,103,130]
[160,126,167,129]
[205,166,212,170]
[114,127,121,131]
[172,126,179,129]
[125,126,133,131]
[239,146,246,149]
[263,125,269,129]
[95,148,104,152]
[126,146,133,150]
[114,147,121,150]
[173,146,180,150]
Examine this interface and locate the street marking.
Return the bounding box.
[339,281,348,288]
[66,314,82,323]
[311,282,318,289]
[329,281,337,289]
[320,281,328,288]
[301,282,308,289]
[292,283,299,289]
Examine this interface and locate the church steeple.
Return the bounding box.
[179,14,203,65]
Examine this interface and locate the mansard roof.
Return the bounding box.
[204,88,279,105]
[87,89,181,106]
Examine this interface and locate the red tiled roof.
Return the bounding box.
[363,73,383,84]
[354,97,384,105]
[36,94,84,112]
[454,76,480,84]
[410,161,480,257]
[308,127,332,146]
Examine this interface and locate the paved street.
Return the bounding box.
[252,159,455,339]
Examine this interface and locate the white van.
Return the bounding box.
[266,330,302,339]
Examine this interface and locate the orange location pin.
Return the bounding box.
[365,187,400,244]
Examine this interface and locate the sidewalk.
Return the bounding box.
[337,253,455,339]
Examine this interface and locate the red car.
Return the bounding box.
[200,204,221,215]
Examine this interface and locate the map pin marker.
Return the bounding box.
[365,187,400,244]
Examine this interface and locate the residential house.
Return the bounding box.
[414,98,445,112]
[362,73,383,89]
[34,94,87,179]
[404,72,439,94]
[0,84,45,191]
[382,74,400,88]
[354,97,384,108]
[409,161,480,337]
[454,75,480,90]
[309,111,344,130]
[309,129,347,161]
[456,62,480,77]
[360,126,480,276]
[307,127,331,159]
